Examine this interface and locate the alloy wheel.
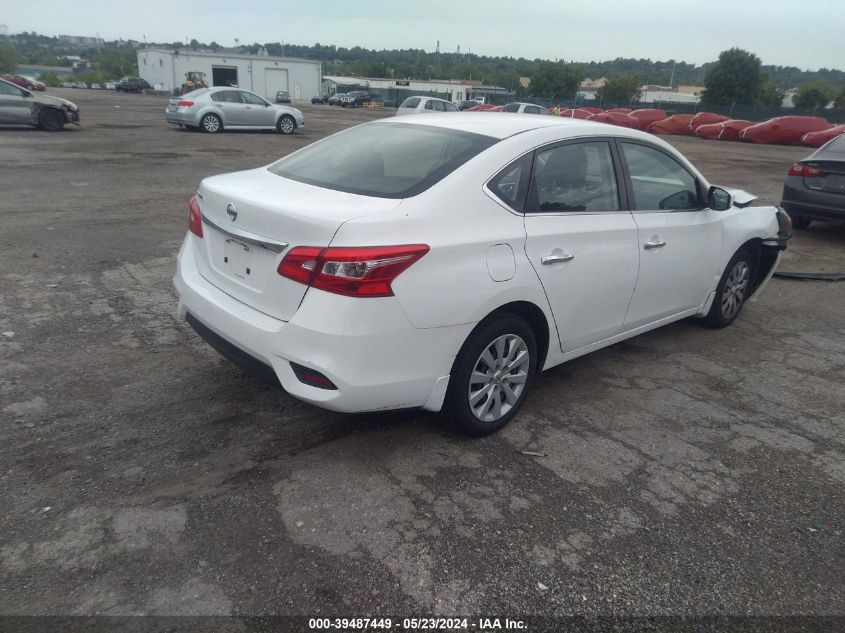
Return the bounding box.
[721,260,749,320]
[203,116,220,133]
[467,334,530,423]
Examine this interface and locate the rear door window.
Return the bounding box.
[212,90,240,103]
[527,141,620,213]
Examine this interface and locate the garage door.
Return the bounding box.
[212,66,238,87]
[264,69,289,100]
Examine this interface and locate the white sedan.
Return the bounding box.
[174,114,791,435]
[395,96,459,116]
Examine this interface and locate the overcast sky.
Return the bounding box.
[3,0,842,70]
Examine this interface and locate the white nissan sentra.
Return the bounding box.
[174,114,791,435]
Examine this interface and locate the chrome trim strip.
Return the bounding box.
[200,213,289,253]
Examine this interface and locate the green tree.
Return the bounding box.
[37,71,62,87]
[0,42,18,73]
[759,80,787,108]
[529,61,585,100]
[835,86,845,110]
[792,81,836,110]
[702,48,766,105]
[596,75,641,104]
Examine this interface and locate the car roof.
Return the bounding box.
[375,112,658,141]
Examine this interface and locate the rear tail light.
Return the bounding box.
[278,244,429,297]
[176,100,194,108]
[788,163,824,177]
[188,196,203,238]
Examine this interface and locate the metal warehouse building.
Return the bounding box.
[137,48,322,100]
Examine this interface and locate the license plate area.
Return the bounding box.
[224,239,253,282]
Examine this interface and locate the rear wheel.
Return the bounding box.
[791,215,812,230]
[38,109,65,131]
[200,113,222,133]
[705,248,754,328]
[446,314,537,436]
[277,115,296,135]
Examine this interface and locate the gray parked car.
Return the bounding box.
[165,87,304,134]
[0,77,80,131]
[781,133,845,229]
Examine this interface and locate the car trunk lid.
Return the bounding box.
[193,168,402,321]
[803,161,845,196]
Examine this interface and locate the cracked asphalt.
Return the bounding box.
[0,89,843,619]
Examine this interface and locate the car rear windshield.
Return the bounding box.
[268,122,498,198]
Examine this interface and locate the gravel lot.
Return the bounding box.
[1,89,843,620]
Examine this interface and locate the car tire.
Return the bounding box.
[200,113,222,133]
[704,248,754,329]
[38,109,65,132]
[445,313,537,436]
[277,115,296,135]
[791,215,812,230]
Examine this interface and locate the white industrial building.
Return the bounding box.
[137,48,322,100]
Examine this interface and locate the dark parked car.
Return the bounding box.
[275,91,291,104]
[116,77,151,93]
[337,91,370,107]
[311,93,331,104]
[781,133,845,229]
[0,76,79,130]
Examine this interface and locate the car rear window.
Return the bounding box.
[268,122,498,198]
[824,135,845,153]
[400,97,421,108]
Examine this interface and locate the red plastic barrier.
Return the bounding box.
[648,114,695,135]
[579,107,604,114]
[690,112,729,132]
[589,112,642,129]
[464,104,502,112]
[693,123,724,140]
[556,108,595,119]
[740,116,830,145]
[629,109,667,130]
[801,124,845,147]
[606,108,633,114]
[716,119,754,142]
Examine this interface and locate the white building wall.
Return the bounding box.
[322,75,475,102]
[137,50,321,100]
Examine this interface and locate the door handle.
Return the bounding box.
[541,253,575,265]
[643,240,667,249]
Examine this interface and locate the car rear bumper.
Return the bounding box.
[173,235,470,413]
[166,110,197,126]
[781,180,845,220]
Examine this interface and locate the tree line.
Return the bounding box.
[1,32,843,109]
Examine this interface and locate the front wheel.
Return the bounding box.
[277,115,296,135]
[704,248,754,328]
[445,314,537,436]
[200,113,222,133]
[39,109,65,131]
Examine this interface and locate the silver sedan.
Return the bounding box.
[165,87,304,134]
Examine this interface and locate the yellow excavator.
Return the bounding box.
[180,71,208,95]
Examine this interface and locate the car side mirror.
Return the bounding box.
[22,90,32,98]
[708,186,733,211]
